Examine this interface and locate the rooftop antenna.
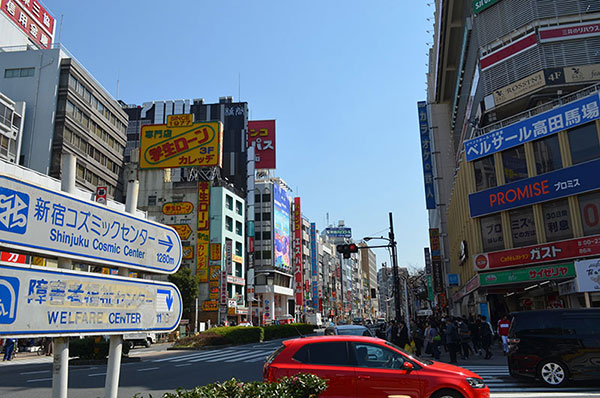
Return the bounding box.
[238,72,241,102]
[326,212,329,226]
[116,69,120,100]
[58,15,64,44]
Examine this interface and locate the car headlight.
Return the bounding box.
[466,377,486,389]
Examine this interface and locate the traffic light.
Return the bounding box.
[336,243,359,259]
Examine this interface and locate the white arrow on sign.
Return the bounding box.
[0,174,182,274]
[0,262,182,337]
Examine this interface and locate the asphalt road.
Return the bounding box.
[0,341,280,398]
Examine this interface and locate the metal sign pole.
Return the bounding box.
[105,180,138,398]
[52,153,76,398]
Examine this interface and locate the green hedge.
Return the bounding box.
[69,337,130,360]
[210,326,264,345]
[263,324,315,341]
[138,373,328,398]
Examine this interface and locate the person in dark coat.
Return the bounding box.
[396,320,410,349]
[445,318,460,363]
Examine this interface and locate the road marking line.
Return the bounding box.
[224,351,270,362]
[88,373,106,377]
[206,350,262,362]
[137,367,160,372]
[21,370,50,375]
[189,350,251,363]
[26,378,52,383]
[175,363,192,367]
[245,356,268,363]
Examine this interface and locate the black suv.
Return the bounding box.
[508,308,600,387]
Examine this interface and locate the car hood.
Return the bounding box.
[423,360,482,379]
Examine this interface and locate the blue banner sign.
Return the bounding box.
[465,92,600,162]
[310,223,318,310]
[469,158,600,217]
[324,227,351,238]
[0,262,182,337]
[418,101,436,209]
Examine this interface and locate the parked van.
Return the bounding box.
[508,308,600,387]
[123,332,156,348]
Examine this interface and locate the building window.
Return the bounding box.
[534,135,562,175]
[236,221,243,236]
[148,195,157,206]
[255,193,260,203]
[542,199,572,242]
[473,155,497,191]
[254,251,261,260]
[225,216,233,232]
[4,67,34,78]
[236,200,243,216]
[262,250,271,261]
[262,193,271,202]
[235,241,243,257]
[262,230,271,241]
[569,122,600,165]
[480,214,504,252]
[502,145,528,183]
[579,191,600,236]
[225,195,233,210]
[262,212,271,222]
[509,206,537,247]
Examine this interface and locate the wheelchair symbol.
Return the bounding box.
[0,276,19,324]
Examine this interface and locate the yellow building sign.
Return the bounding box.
[140,121,223,169]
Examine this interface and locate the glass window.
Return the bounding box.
[534,135,562,175]
[225,195,233,210]
[20,67,34,77]
[225,216,233,232]
[578,191,600,236]
[262,250,271,261]
[502,145,528,183]
[306,342,349,366]
[262,212,271,222]
[236,201,243,216]
[509,207,537,247]
[474,155,497,191]
[542,199,572,242]
[352,342,405,369]
[147,195,157,207]
[480,214,504,252]
[262,193,271,202]
[514,313,562,336]
[262,230,271,241]
[254,251,261,260]
[236,221,243,236]
[562,315,600,336]
[569,122,600,165]
[235,241,243,257]
[254,193,260,203]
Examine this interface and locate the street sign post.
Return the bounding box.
[0,261,182,337]
[0,173,182,274]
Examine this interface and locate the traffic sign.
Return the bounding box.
[0,262,182,337]
[0,173,182,274]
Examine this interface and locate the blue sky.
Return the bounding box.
[44,0,434,270]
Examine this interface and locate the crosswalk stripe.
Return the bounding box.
[244,356,268,363]
[189,350,252,363]
[205,350,262,362]
[153,352,210,362]
[171,350,238,362]
[224,351,271,363]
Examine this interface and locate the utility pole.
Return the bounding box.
[388,212,402,323]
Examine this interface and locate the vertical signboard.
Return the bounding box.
[247,120,276,169]
[293,197,303,306]
[429,228,444,293]
[310,223,318,310]
[220,270,228,305]
[273,183,291,272]
[197,182,210,282]
[225,240,233,274]
[418,102,436,209]
[424,248,432,274]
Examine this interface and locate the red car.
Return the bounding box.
[263,335,489,398]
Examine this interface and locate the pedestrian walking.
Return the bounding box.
[2,338,15,361]
[411,321,424,356]
[445,318,460,363]
[396,320,410,349]
[457,318,472,359]
[497,314,511,355]
[426,321,441,360]
[469,316,482,355]
[480,315,493,359]
[385,320,395,343]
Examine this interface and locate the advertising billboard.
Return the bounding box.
[418,101,436,209]
[140,121,223,169]
[196,182,210,282]
[248,120,276,169]
[469,158,600,217]
[324,227,352,238]
[1,0,55,49]
[539,21,600,43]
[575,259,600,292]
[479,262,575,287]
[480,32,537,72]
[273,183,291,272]
[293,197,303,306]
[474,233,600,271]
[310,223,318,310]
[465,92,600,162]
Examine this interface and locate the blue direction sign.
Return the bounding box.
[0,174,181,273]
[0,262,182,337]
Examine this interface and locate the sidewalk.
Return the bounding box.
[420,341,508,367]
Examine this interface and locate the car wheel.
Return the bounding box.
[144,339,151,348]
[431,389,463,398]
[537,359,568,387]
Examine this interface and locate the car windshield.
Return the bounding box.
[385,341,433,365]
[336,327,367,336]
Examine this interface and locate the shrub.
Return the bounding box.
[173,332,230,348]
[263,324,315,341]
[152,373,327,398]
[210,326,264,344]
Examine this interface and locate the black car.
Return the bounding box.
[508,308,600,387]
